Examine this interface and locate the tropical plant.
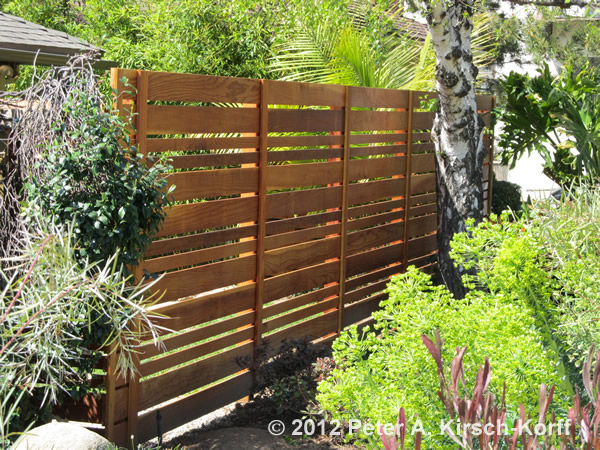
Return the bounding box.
[0,220,166,445]
[498,63,600,186]
[270,3,497,91]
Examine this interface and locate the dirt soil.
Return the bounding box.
[148,395,360,449]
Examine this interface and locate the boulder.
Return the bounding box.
[14,421,112,450]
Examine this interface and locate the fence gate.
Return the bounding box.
[103,69,494,445]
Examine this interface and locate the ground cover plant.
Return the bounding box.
[317,184,600,448]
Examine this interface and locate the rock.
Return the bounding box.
[14,421,112,450]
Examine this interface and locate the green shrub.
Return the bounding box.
[452,185,600,384]
[491,177,522,215]
[24,92,171,268]
[316,267,562,449]
[6,57,172,269]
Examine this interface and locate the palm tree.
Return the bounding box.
[270,1,496,91]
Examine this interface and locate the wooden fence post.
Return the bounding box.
[402,92,414,269]
[336,86,351,335]
[253,80,268,378]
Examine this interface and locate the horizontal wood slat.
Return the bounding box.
[350,110,408,131]
[136,372,253,443]
[263,297,338,334]
[146,224,257,258]
[349,86,409,108]
[140,327,254,377]
[267,79,345,107]
[147,71,260,103]
[147,137,259,153]
[265,223,340,251]
[264,260,339,303]
[263,284,339,319]
[151,255,256,303]
[157,197,258,238]
[143,307,254,357]
[266,161,342,189]
[265,210,342,236]
[267,148,342,162]
[267,186,342,219]
[147,105,259,135]
[166,168,258,200]
[349,156,406,180]
[166,153,259,170]
[138,341,253,411]
[268,134,344,148]
[264,236,340,277]
[265,310,338,346]
[268,109,344,133]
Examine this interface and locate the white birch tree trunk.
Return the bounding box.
[425,0,487,298]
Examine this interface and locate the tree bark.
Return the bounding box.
[426,0,487,298]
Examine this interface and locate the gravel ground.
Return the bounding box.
[142,397,360,449]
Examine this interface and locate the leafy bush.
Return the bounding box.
[452,185,600,383]
[17,61,171,268]
[316,267,562,449]
[0,221,164,444]
[497,63,600,186]
[491,177,522,215]
[380,337,600,450]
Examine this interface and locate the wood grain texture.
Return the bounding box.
[268,134,344,149]
[349,86,409,108]
[350,144,407,158]
[156,197,258,238]
[346,221,404,256]
[346,242,404,277]
[150,255,257,303]
[147,105,259,135]
[140,327,254,377]
[143,239,257,273]
[264,260,339,303]
[146,71,260,103]
[138,341,253,411]
[350,110,409,131]
[348,156,405,180]
[146,224,257,258]
[348,178,406,206]
[268,109,344,133]
[348,199,404,219]
[267,79,345,107]
[142,308,254,358]
[350,132,408,145]
[146,137,259,153]
[267,148,342,162]
[266,161,343,189]
[265,210,342,236]
[266,186,342,219]
[136,372,253,444]
[263,284,339,319]
[264,236,340,277]
[166,152,259,170]
[265,310,338,348]
[165,167,258,201]
[263,297,338,334]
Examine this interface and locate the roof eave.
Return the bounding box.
[0,47,118,69]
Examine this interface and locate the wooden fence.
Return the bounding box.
[95,69,494,445]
